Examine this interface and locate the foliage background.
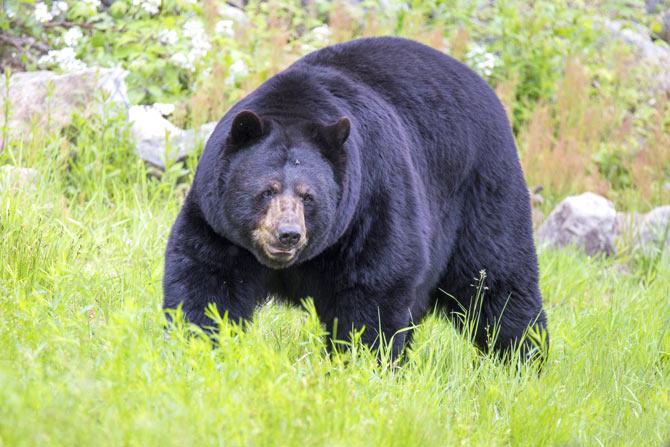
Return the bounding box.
[3,0,670,210]
[1,1,669,445]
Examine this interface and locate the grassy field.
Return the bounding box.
[1,119,669,446]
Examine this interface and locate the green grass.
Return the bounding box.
[1,119,669,446]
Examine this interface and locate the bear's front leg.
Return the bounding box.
[323,285,414,359]
[163,205,269,329]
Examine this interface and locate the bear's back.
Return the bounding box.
[299,37,498,126]
[298,37,517,194]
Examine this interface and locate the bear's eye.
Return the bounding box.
[301,193,314,203]
[261,188,277,199]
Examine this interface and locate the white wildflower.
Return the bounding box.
[183,19,211,61]
[170,52,194,72]
[229,60,248,77]
[300,25,331,53]
[214,19,235,38]
[158,29,178,46]
[169,20,210,71]
[465,43,497,78]
[63,27,83,47]
[379,0,409,19]
[38,47,86,72]
[311,25,331,43]
[34,2,53,23]
[51,1,69,15]
[147,0,161,15]
[217,4,248,24]
[132,0,161,15]
[152,103,175,116]
[183,19,204,38]
[81,0,101,10]
[225,59,249,86]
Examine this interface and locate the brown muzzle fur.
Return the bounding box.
[253,195,306,255]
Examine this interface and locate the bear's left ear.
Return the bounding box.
[313,117,350,166]
[226,110,265,151]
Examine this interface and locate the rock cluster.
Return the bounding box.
[1,68,215,168]
[536,192,669,256]
[0,68,128,147]
[129,105,216,168]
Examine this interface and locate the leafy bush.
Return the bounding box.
[1,0,669,209]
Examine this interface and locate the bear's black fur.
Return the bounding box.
[163,37,548,359]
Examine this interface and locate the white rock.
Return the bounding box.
[638,205,670,247]
[536,192,617,256]
[616,206,670,251]
[129,105,182,167]
[129,105,216,168]
[129,105,181,140]
[0,67,128,146]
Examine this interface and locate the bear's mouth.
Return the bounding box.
[252,222,307,269]
[266,245,297,259]
[258,244,302,268]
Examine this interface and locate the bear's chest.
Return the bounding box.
[272,261,342,307]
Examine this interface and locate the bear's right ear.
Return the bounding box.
[312,117,350,167]
[225,110,265,151]
[317,117,350,149]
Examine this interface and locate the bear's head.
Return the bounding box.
[217,110,350,269]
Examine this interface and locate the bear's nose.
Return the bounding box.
[277,224,302,248]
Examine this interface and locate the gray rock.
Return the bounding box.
[129,105,216,168]
[129,105,182,167]
[616,206,670,251]
[638,205,670,248]
[0,67,128,146]
[0,165,39,192]
[601,19,670,93]
[536,192,617,256]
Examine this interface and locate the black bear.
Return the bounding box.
[163,37,548,360]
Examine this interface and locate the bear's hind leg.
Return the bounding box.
[473,283,549,363]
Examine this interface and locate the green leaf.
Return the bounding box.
[90,32,106,48]
[109,1,129,18]
[148,84,165,101]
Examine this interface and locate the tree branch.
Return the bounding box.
[0,32,49,53]
[42,20,95,30]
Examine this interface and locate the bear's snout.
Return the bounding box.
[277,223,303,248]
[252,195,308,267]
